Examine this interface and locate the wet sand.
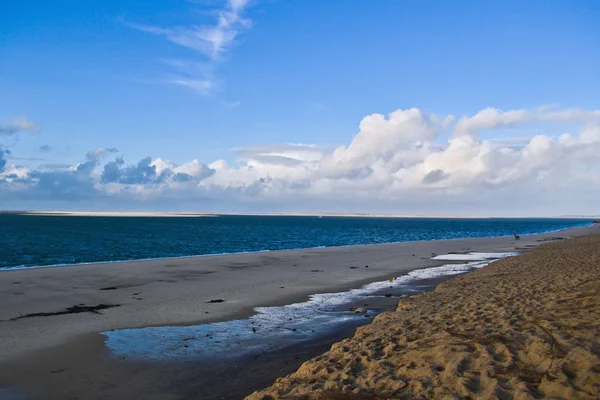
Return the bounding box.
[0,277,443,400]
[0,224,597,399]
[247,232,600,399]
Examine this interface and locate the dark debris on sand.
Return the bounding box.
[3,304,121,322]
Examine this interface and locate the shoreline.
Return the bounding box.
[101,252,514,362]
[1,222,594,271]
[0,270,498,400]
[247,232,600,399]
[1,225,596,356]
[0,224,598,399]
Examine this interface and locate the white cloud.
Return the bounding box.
[147,0,251,59]
[223,100,241,108]
[3,105,600,215]
[10,116,41,132]
[149,157,174,175]
[237,144,326,165]
[454,106,600,137]
[454,107,531,137]
[440,114,455,130]
[541,108,600,121]
[317,108,438,179]
[174,159,205,174]
[127,0,252,94]
[170,77,216,94]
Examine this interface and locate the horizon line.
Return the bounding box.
[1,210,599,219]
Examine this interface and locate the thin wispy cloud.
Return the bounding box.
[0,116,40,136]
[223,100,241,108]
[125,0,253,95]
[86,147,119,160]
[454,106,600,137]
[171,77,216,94]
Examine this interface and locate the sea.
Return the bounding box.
[0,214,592,270]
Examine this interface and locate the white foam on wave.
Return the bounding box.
[270,252,517,317]
[432,252,518,261]
[103,251,517,360]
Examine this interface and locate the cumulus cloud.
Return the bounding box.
[127,0,253,94]
[317,108,437,180]
[1,157,99,202]
[3,105,600,215]
[101,157,161,184]
[100,156,215,186]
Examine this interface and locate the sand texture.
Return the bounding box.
[1,225,598,399]
[247,234,600,400]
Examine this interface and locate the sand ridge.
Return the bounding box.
[247,234,600,399]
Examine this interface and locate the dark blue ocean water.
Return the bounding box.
[0,214,592,270]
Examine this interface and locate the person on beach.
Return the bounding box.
[513,231,520,240]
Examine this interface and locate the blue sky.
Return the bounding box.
[1,0,600,214]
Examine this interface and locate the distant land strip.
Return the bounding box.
[2,211,600,219]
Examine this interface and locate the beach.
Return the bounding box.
[0,224,597,399]
[247,231,600,399]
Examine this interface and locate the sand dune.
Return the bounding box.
[247,234,600,399]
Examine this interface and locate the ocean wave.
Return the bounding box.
[1,222,589,271]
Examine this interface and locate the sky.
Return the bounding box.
[1,0,600,215]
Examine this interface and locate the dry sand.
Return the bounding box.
[246,234,600,400]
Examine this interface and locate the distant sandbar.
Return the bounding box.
[4,210,599,219]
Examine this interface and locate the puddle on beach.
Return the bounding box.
[0,388,25,400]
[102,252,517,361]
